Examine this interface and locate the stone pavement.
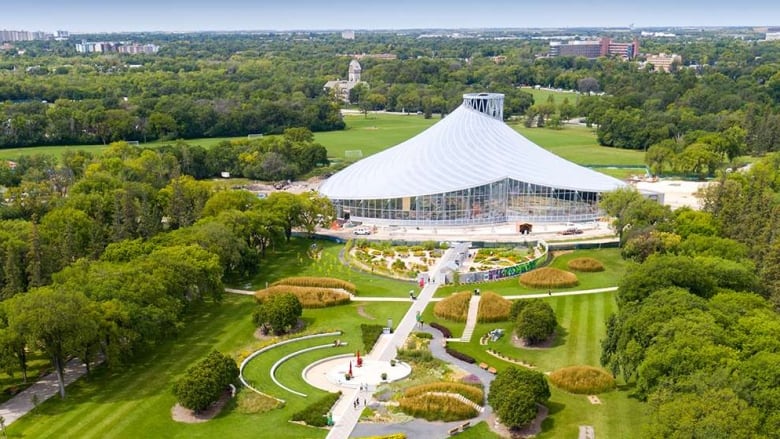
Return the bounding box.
[460,294,481,342]
[0,358,87,426]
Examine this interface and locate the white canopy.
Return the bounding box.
[319,104,625,200]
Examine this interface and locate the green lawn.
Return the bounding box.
[520,87,581,107]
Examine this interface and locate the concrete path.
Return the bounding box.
[0,358,87,426]
[326,246,460,439]
[504,286,617,300]
[224,287,255,295]
[460,294,481,342]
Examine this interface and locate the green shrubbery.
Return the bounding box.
[549,365,616,394]
[433,291,471,322]
[361,324,385,352]
[519,267,579,288]
[253,293,303,335]
[566,257,605,272]
[488,367,550,428]
[291,392,341,426]
[172,350,238,412]
[477,291,512,322]
[403,382,484,405]
[513,299,558,345]
[271,276,357,293]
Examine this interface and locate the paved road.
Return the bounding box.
[0,358,87,426]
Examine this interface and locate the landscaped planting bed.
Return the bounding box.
[476,292,511,322]
[549,365,616,394]
[433,291,472,322]
[271,276,357,293]
[519,267,579,288]
[255,285,350,308]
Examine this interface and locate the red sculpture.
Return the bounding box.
[356,350,363,367]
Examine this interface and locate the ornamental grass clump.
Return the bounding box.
[566,257,605,272]
[398,394,477,422]
[433,291,472,322]
[477,291,511,322]
[271,276,356,293]
[548,365,616,394]
[255,285,350,308]
[403,382,484,405]
[519,267,579,288]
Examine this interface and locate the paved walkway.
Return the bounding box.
[504,286,617,300]
[0,358,87,426]
[326,246,460,439]
[460,294,481,342]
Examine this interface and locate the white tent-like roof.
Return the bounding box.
[319,100,625,200]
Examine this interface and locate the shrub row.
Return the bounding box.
[519,267,579,288]
[445,346,476,364]
[271,276,356,293]
[433,291,472,322]
[361,324,385,352]
[548,365,616,394]
[429,322,452,338]
[413,331,433,339]
[404,382,484,405]
[398,394,477,422]
[255,285,350,308]
[291,392,341,427]
[477,291,511,323]
[566,257,605,272]
[397,348,435,364]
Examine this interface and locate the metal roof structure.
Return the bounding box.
[319,94,626,200]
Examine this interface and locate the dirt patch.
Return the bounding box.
[171,390,231,423]
[357,305,376,320]
[488,403,548,438]
[587,395,602,405]
[511,333,557,349]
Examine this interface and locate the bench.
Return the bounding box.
[479,362,488,370]
[460,421,471,431]
[448,426,460,436]
[488,367,497,374]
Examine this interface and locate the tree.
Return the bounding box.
[577,77,600,94]
[6,287,99,398]
[172,350,238,412]
[600,187,671,243]
[515,300,557,345]
[253,293,302,335]
[488,366,550,428]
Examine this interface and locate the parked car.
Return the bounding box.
[353,227,372,235]
[560,228,583,235]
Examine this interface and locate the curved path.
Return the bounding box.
[270,343,347,397]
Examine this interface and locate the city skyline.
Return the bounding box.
[1,0,779,34]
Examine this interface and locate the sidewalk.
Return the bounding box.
[0,358,87,426]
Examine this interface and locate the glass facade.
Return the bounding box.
[333,178,602,225]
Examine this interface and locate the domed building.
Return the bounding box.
[319,93,628,226]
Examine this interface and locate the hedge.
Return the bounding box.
[361,324,385,352]
[291,392,341,427]
[430,322,452,338]
[445,346,476,364]
[270,276,357,293]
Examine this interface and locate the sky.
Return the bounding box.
[2,0,779,33]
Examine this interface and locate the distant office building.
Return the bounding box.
[342,30,355,40]
[549,37,639,60]
[643,53,682,72]
[766,28,780,41]
[0,29,53,42]
[75,40,159,54]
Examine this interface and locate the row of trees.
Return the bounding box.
[599,165,780,437]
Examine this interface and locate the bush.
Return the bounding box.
[172,350,239,412]
[488,367,550,428]
[477,292,511,322]
[433,291,471,322]
[566,257,605,272]
[519,267,579,288]
[253,293,303,335]
[255,285,350,308]
[399,394,477,421]
[397,348,435,365]
[515,300,557,345]
[414,331,433,339]
[445,346,476,364]
[361,324,385,352]
[429,322,452,338]
[392,258,407,270]
[271,276,357,293]
[291,392,341,427]
[549,366,616,394]
[404,382,484,405]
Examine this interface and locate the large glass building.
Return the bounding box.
[319,93,627,226]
